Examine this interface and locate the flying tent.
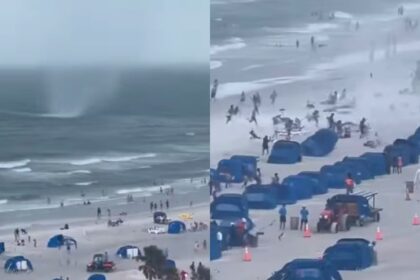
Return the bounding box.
[282,175,314,199]
[116,245,141,259]
[88,274,106,280]
[323,238,375,271]
[383,144,411,167]
[4,256,33,273]
[360,152,387,176]
[153,211,167,224]
[273,184,298,205]
[47,234,77,249]
[297,171,328,194]
[393,139,419,164]
[243,184,278,209]
[342,157,374,180]
[301,129,338,157]
[210,223,222,260]
[267,140,302,164]
[320,165,347,189]
[216,159,245,183]
[230,155,257,178]
[167,221,186,234]
[333,161,362,184]
[210,193,249,219]
[268,258,343,280]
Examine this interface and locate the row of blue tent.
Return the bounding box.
[269,129,339,164]
[54,275,106,280]
[211,129,339,184]
[268,238,377,279]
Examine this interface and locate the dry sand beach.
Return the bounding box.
[211,0,420,279]
[0,186,209,280]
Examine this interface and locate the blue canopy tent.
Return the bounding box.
[243,184,278,209]
[360,152,388,176]
[342,157,374,180]
[0,242,4,255]
[415,126,420,137]
[216,159,245,183]
[88,274,106,280]
[116,245,141,259]
[267,140,302,164]
[407,135,420,153]
[320,165,347,189]
[210,223,222,260]
[297,171,328,194]
[393,139,419,164]
[282,175,314,199]
[4,256,33,273]
[230,155,257,178]
[383,144,411,167]
[333,161,362,184]
[210,194,249,219]
[273,184,298,205]
[167,221,186,234]
[164,259,177,270]
[301,129,338,157]
[268,259,342,280]
[47,234,77,249]
[323,238,375,270]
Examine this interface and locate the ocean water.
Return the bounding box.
[0,67,209,212]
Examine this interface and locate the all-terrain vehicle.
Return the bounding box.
[325,192,381,227]
[317,209,351,233]
[86,253,115,273]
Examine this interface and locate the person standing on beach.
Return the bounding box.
[154,203,158,210]
[300,207,309,230]
[327,113,335,130]
[166,200,169,209]
[272,173,280,184]
[345,173,355,195]
[240,91,246,103]
[150,202,154,212]
[211,79,218,101]
[279,204,287,230]
[160,200,163,210]
[262,136,270,155]
[255,168,262,184]
[270,90,278,105]
[397,156,403,174]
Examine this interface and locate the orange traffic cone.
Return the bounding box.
[412,213,420,225]
[375,226,383,241]
[303,224,312,238]
[243,247,252,262]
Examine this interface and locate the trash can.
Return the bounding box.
[290,216,299,230]
[406,181,414,193]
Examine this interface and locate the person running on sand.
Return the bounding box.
[262,135,270,155]
[249,109,258,125]
[270,90,278,105]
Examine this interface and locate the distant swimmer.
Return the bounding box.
[398,5,404,16]
[240,91,246,103]
[296,40,300,48]
[310,36,315,49]
[210,79,218,101]
[355,21,360,31]
[370,72,373,78]
[270,90,278,105]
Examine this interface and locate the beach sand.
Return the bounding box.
[210,3,420,278]
[0,187,209,280]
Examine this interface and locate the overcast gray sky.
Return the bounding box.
[0,0,208,67]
